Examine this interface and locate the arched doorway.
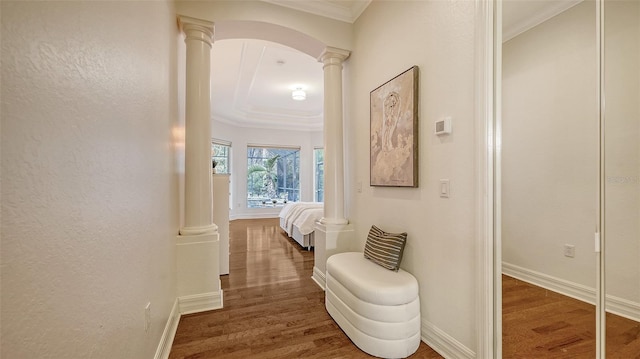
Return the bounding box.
[176,15,352,312]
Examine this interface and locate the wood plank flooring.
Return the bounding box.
[169,218,443,359]
[503,275,640,358]
[168,219,639,358]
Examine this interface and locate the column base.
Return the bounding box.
[179,223,218,236]
[176,232,221,306]
[178,290,223,315]
[319,217,349,225]
[312,222,354,290]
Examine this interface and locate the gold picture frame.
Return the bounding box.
[370,66,419,187]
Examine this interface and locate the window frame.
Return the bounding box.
[246,145,301,209]
[211,139,231,174]
[314,147,324,202]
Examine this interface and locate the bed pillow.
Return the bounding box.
[363,225,407,271]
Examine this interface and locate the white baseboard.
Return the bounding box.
[607,294,640,322]
[155,292,225,359]
[178,290,224,315]
[311,266,326,291]
[154,299,180,359]
[421,319,475,359]
[230,213,279,220]
[503,262,640,322]
[502,262,595,304]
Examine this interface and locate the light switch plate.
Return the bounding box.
[435,117,452,135]
[440,179,450,198]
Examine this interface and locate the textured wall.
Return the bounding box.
[348,0,478,351]
[1,1,180,358]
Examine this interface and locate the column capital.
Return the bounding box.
[317,46,350,65]
[178,15,214,47]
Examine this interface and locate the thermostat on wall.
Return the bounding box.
[435,117,452,135]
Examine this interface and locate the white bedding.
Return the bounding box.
[278,202,323,236]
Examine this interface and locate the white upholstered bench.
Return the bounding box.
[325,252,420,359]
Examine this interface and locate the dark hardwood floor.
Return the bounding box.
[169,218,443,359]
[168,219,640,358]
[503,275,640,358]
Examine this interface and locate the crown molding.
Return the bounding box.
[213,113,323,132]
[261,0,371,23]
[503,0,583,42]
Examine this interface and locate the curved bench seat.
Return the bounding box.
[326,252,421,359]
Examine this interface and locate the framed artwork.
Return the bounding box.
[370,66,419,187]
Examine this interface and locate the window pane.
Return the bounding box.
[247,146,300,208]
[314,148,324,202]
[212,142,230,174]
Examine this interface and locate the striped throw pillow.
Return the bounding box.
[364,225,407,271]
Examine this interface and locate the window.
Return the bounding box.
[212,140,230,174]
[314,148,324,202]
[247,146,300,208]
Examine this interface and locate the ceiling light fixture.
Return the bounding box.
[292,87,306,101]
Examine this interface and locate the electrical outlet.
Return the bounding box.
[145,302,151,332]
[564,244,575,258]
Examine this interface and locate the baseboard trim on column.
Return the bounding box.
[178,290,223,315]
[312,266,326,290]
[154,299,181,359]
[421,319,475,359]
[154,291,224,359]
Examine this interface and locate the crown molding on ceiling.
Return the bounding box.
[213,112,324,132]
[503,0,583,42]
[261,0,371,23]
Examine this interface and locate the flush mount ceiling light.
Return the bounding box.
[292,87,306,101]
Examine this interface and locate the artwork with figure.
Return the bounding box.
[370,66,418,187]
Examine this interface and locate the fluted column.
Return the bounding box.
[318,47,350,225]
[179,15,217,236]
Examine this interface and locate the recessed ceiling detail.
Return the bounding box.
[211,39,324,131]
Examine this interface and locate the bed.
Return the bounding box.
[278,202,323,250]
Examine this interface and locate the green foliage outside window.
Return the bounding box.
[247,147,300,208]
[212,142,230,174]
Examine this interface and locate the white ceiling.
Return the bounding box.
[210,0,582,131]
[211,39,324,131]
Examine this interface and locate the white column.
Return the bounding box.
[175,15,221,313]
[318,47,350,225]
[180,15,217,236]
[312,47,354,290]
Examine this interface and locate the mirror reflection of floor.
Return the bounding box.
[502,274,640,358]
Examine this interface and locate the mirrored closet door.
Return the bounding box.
[499,0,639,357]
[603,0,640,356]
[500,0,600,357]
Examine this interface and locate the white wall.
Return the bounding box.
[348,1,478,352]
[0,2,180,358]
[212,120,322,219]
[502,2,598,288]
